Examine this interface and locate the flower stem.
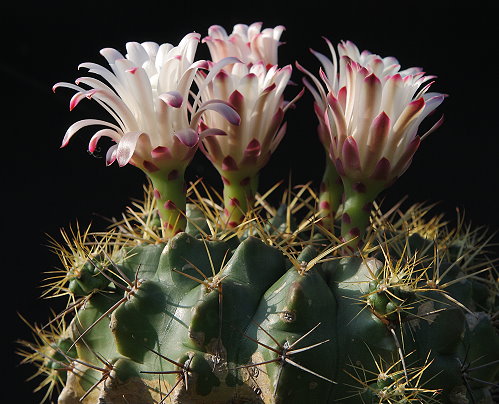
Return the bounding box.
[220,171,258,228]
[147,168,187,239]
[319,157,343,231]
[340,178,382,252]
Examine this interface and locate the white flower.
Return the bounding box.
[203,22,285,68]
[199,60,298,176]
[200,23,301,179]
[54,33,239,174]
[300,39,445,184]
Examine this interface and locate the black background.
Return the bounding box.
[6,2,499,402]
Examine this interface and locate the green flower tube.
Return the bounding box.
[318,157,343,230]
[148,168,187,238]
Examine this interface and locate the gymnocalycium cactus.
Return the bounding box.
[18,22,498,404]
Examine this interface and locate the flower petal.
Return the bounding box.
[244,138,261,157]
[200,134,223,163]
[191,100,241,127]
[370,157,391,181]
[325,92,348,147]
[391,136,421,177]
[364,112,391,173]
[106,144,118,166]
[116,131,146,166]
[61,119,122,148]
[342,136,361,174]
[192,56,241,108]
[174,128,199,148]
[199,128,227,138]
[159,91,183,108]
[151,146,172,160]
[88,129,121,153]
[221,155,238,171]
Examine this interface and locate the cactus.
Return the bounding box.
[18,22,499,404]
[18,186,499,403]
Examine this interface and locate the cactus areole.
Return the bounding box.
[19,22,498,404]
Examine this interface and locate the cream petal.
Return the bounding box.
[105,144,118,166]
[88,129,121,153]
[116,131,148,166]
[61,119,122,148]
[174,128,199,148]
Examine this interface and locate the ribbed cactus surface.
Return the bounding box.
[20,193,499,404]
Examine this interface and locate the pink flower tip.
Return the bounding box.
[364,73,381,85]
[151,146,172,159]
[409,97,425,111]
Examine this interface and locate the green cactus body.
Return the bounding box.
[21,198,499,404]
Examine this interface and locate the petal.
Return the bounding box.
[80,88,138,131]
[61,119,122,148]
[159,91,183,108]
[283,87,305,113]
[221,155,238,171]
[392,97,425,134]
[368,112,391,150]
[244,138,261,157]
[260,108,284,153]
[228,90,244,111]
[354,73,382,158]
[270,121,287,153]
[420,114,444,141]
[199,128,227,138]
[296,61,328,104]
[191,100,241,127]
[52,81,83,93]
[380,74,404,120]
[337,86,347,110]
[391,136,421,177]
[192,56,241,109]
[151,146,172,160]
[207,24,229,39]
[174,128,199,148]
[364,112,391,173]
[88,129,121,153]
[385,97,425,160]
[116,60,155,122]
[335,157,346,177]
[125,42,150,66]
[77,63,125,96]
[370,157,391,181]
[116,131,146,166]
[105,144,118,166]
[100,47,125,66]
[200,135,223,163]
[342,136,361,174]
[241,138,263,166]
[418,94,446,123]
[310,48,336,86]
[325,92,348,145]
